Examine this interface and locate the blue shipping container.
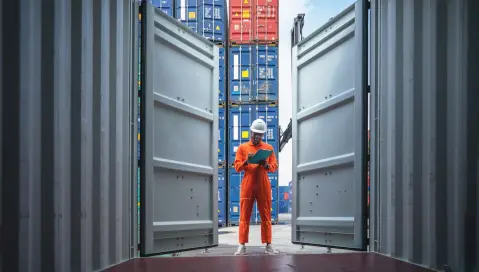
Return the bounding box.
[219,168,226,188]
[218,169,226,225]
[219,107,225,129]
[229,45,278,102]
[279,200,289,214]
[228,45,253,103]
[279,186,289,201]
[218,187,226,224]
[152,0,174,17]
[219,47,226,103]
[268,173,279,188]
[279,189,284,201]
[218,132,225,165]
[228,202,241,224]
[228,105,279,163]
[218,107,225,165]
[175,0,226,42]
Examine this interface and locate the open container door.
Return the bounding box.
[291,1,368,250]
[140,3,219,256]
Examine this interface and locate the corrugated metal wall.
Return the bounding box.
[0,0,3,269]
[1,0,139,271]
[369,0,479,271]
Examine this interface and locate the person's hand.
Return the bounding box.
[244,153,254,166]
[259,160,269,169]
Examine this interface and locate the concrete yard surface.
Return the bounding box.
[160,224,355,257]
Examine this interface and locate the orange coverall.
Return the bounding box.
[234,140,278,244]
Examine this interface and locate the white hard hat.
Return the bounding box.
[250,119,267,134]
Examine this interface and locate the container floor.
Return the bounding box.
[106,221,432,271]
[105,253,432,272]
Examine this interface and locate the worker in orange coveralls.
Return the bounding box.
[233,118,279,255]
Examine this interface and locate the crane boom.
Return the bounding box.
[279,118,292,152]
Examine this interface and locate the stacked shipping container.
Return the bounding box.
[227,0,279,226]
[175,0,227,43]
[227,104,279,161]
[228,45,279,103]
[218,169,227,225]
[228,0,279,44]
[278,186,290,213]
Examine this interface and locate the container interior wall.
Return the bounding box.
[1,0,138,271]
[370,0,479,271]
[0,0,3,269]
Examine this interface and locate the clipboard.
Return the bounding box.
[248,149,273,164]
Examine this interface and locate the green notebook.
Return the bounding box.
[248,149,273,164]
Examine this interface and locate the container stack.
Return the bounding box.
[172,0,229,227]
[226,0,279,226]
[278,186,290,213]
[174,0,227,44]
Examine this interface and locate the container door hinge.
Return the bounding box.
[366,85,371,94]
[366,0,371,10]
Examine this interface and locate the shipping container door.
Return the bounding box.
[141,4,219,256]
[291,2,368,250]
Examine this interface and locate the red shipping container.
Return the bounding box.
[254,0,279,43]
[229,0,279,44]
[229,0,254,44]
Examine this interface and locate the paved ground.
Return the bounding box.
[159,216,354,257]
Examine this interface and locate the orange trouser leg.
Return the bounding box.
[239,183,254,244]
[256,182,272,244]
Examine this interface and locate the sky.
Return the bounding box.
[276,0,356,186]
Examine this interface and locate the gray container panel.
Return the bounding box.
[1,0,138,271]
[141,4,219,255]
[369,0,479,271]
[0,0,3,268]
[291,2,368,250]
